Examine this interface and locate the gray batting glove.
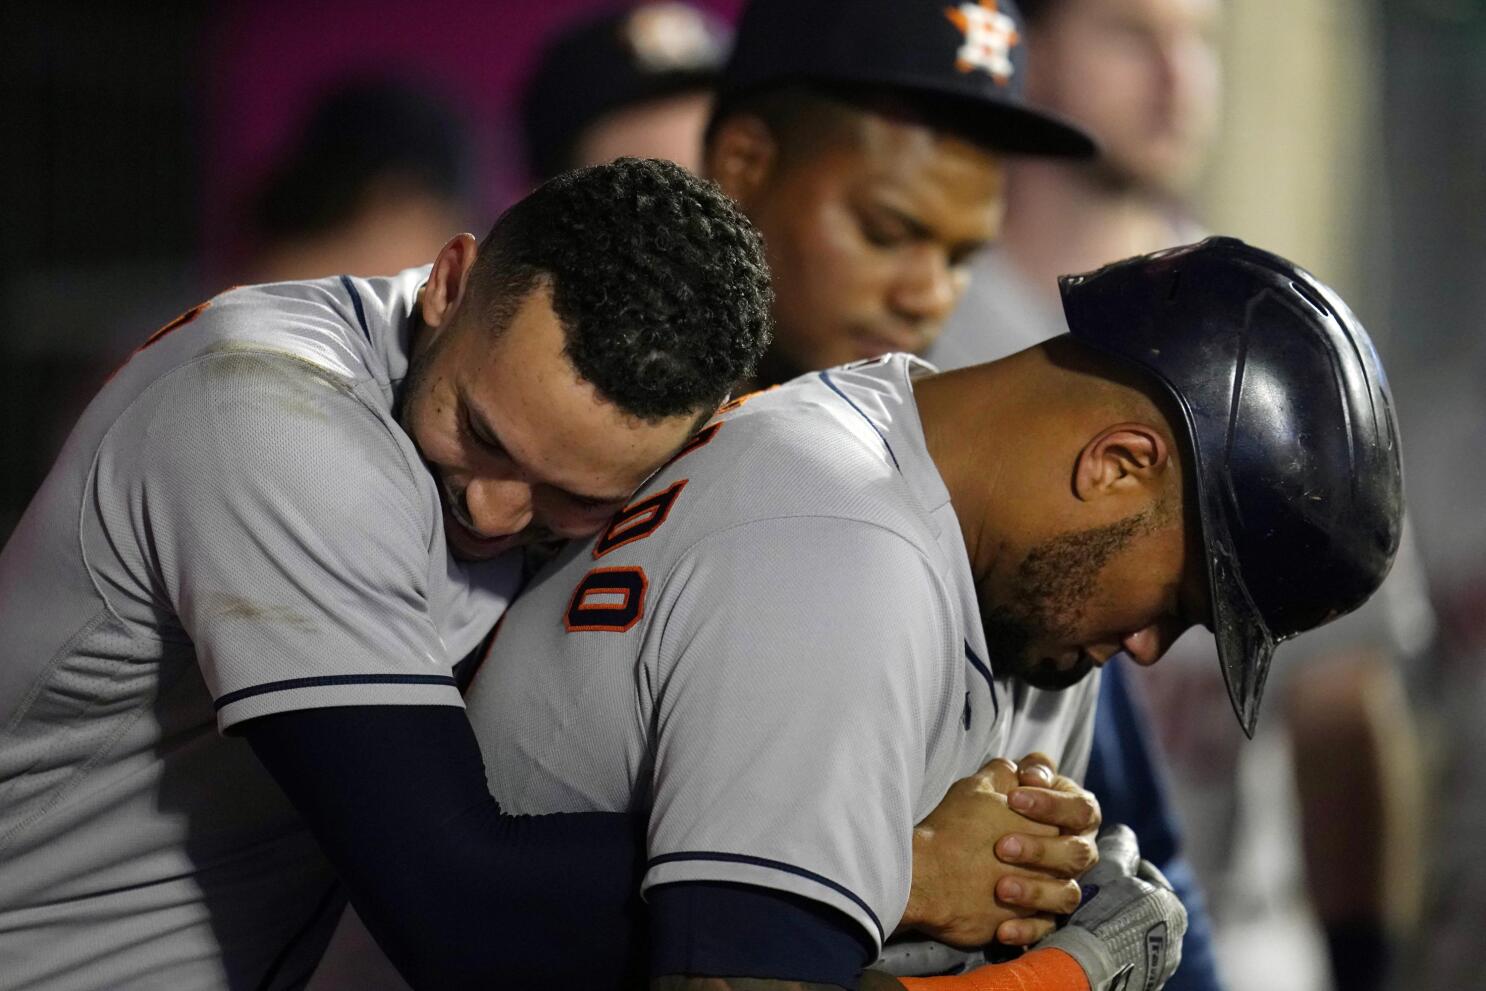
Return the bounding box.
[1038,823,1186,991]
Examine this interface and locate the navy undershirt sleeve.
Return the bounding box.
[649,881,874,990]
[242,704,647,990]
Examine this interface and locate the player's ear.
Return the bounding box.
[705,113,778,208]
[1072,423,1171,503]
[421,233,479,332]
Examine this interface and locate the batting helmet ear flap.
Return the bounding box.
[1206,528,1275,739]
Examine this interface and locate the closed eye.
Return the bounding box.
[464,406,508,459]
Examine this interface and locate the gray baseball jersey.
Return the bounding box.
[463,353,1099,953]
[0,268,519,990]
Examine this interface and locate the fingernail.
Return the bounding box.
[1001,836,1022,858]
[1010,791,1034,812]
[1003,880,1022,899]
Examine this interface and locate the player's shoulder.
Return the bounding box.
[522,354,948,634]
[666,357,932,538]
[123,265,427,392]
[86,277,429,508]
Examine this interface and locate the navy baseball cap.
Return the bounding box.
[522,2,732,179]
[717,0,1095,158]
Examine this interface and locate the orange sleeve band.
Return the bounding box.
[897,948,1091,991]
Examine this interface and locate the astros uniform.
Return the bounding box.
[463,353,1100,952]
[0,269,518,989]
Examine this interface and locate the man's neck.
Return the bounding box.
[999,162,1189,305]
[913,357,1034,585]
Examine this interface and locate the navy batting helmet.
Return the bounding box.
[1060,237,1404,737]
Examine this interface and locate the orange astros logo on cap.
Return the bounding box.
[944,0,1019,84]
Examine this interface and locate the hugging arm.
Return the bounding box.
[244,704,647,990]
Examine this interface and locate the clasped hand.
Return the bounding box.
[902,753,1101,947]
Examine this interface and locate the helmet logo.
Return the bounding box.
[944,0,1019,84]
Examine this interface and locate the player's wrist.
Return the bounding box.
[904,824,976,939]
[901,826,944,933]
[896,948,1091,991]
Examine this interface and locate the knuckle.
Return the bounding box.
[1086,795,1103,824]
[1058,881,1083,914]
[1077,796,1101,830]
[1002,919,1038,945]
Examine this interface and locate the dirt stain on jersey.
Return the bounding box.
[204,592,317,633]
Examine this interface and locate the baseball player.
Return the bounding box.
[313,237,1405,990]
[698,0,1093,390]
[0,159,772,990]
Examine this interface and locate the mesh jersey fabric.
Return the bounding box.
[0,268,519,989]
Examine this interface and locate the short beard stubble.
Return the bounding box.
[982,509,1160,691]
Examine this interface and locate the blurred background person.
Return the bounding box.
[241,78,477,283]
[929,2,1434,990]
[521,0,730,180]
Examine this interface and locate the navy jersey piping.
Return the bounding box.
[339,275,372,343]
[964,642,998,720]
[648,850,885,944]
[819,369,901,472]
[215,673,458,710]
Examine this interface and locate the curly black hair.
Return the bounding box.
[468,158,773,421]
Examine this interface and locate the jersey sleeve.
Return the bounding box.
[639,515,958,954]
[92,350,460,730]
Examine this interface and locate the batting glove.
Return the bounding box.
[1038,823,1187,991]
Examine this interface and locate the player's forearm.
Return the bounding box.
[245,705,646,988]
